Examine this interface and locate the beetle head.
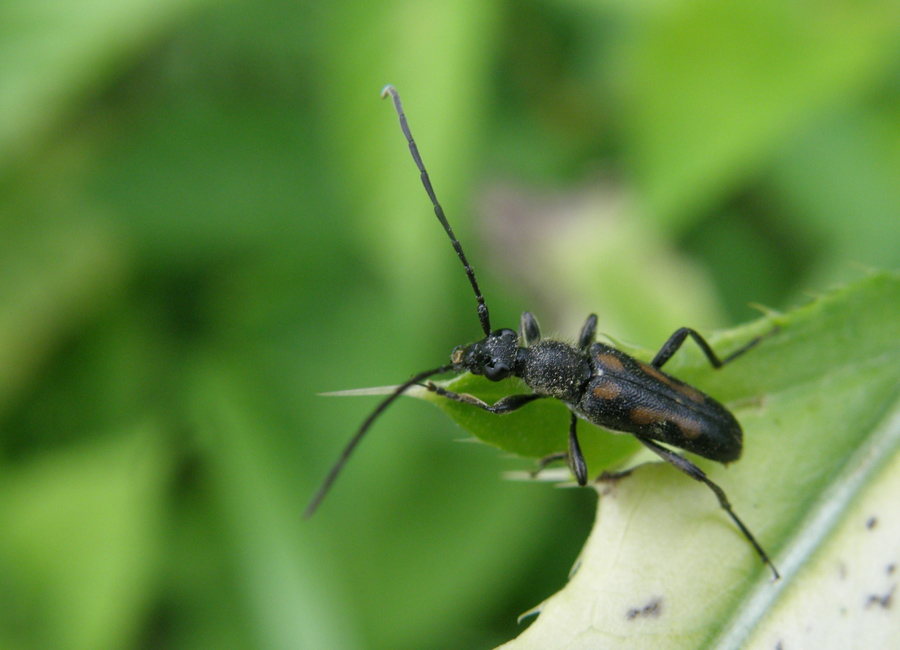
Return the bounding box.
[451,328,519,381]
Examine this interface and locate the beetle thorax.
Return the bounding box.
[518,340,591,402]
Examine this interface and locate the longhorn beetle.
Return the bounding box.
[306,85,779,580]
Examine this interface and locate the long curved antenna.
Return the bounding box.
[381,85,492,336]
[304,364,454,517]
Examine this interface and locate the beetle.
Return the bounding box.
[306,85,779,580]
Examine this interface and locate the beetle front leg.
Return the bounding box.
[424,382,546,414]
[636,437,779,579]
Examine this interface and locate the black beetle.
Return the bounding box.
[306,85,779,580]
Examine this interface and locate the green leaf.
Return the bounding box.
[0,0,213,169]
[615,1,900,230]
[0,426,170,650]
[0,224,128,416]
[189,361,360,650]
[416,271,900,648]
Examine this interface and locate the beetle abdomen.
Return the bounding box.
[577,343,742,462]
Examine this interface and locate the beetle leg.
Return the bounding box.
[651,327,771,370]
[424,382,546,414]
[529,452,568,478]
[520,311,542,346]
[568,412,588,485]
[636,436,779,579]
[530,413,588,486]
[577,314,598,351]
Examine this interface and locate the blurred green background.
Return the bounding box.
[3,0,900,648]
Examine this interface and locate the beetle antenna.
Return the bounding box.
[381,85,492,336]
[304,364,454,517]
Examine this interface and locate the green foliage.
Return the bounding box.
[2,1,900,649]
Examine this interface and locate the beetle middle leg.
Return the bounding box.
[577,314,598,351]
[566,412,588,485]
[530,412,588,486]
[636,436,779,579]
[520,311,542,346]
[651,327,771,370]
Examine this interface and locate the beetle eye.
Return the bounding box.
[484,361,510,381]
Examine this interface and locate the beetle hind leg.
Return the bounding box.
[636,437,779,579]
[651,326,776,370]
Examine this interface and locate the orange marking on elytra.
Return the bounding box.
[640,362,672,386]
[596,353,625,373]
[592,381,620,400]
[671,382,705,403]
[640,362,705,403]
[671,413,703,439]
[629,406,660,426]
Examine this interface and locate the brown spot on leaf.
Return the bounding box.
[865,584,895,610]
[626,597,663,620]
